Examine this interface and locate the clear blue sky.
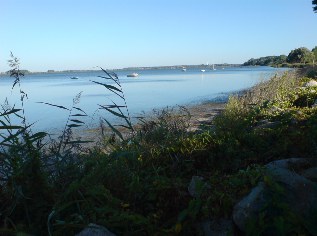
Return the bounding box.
[1,0,316,72]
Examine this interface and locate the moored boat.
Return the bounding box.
[127,73,139,77]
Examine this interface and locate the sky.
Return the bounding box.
[0,0,316,72]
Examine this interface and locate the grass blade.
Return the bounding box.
[0,126,28,144]
[67,124,82,128]
[91,81,122,93]
[91,80,124,99]
[103,118,124,141]
[103,107,128,119]
[65,140,94,144]
[0,108,22,116]
[0,126,22,130]
[117,124,132,129]
[91,81,124,99]
[70,119,85,124]
[101,104,127,109]
[72,107,87,115]
[29,132,47,141]
[71,114,87,117]
[38,102,70,111]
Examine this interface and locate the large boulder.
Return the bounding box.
[233,158,317,235]
[302,167,317,182]
[232,182,267,231]
[200,218,233,236]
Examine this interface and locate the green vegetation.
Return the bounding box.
[1,55,317,235]
[287,47,314,64]
[243,46,316,67]
[243,55,287,67]
[312,46,317,61]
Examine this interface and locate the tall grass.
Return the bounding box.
[91,68,134,141]
[0,54,53,235]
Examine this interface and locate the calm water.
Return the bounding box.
[0,66,288,133]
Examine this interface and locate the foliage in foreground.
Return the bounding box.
[1,64,317,235]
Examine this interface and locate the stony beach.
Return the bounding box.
[76,101,227,144]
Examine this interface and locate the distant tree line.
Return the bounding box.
[243,46,317,67]
[243,55,287,66]
[5,69,30,74]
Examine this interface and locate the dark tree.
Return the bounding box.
[312,46,317,63]
[243,55,287,66]
[313,0,317,13]
[287,47,313,64]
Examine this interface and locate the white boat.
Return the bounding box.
[182,68,187,72]
[70,76,79,79]
[127,73,139,77]
[201,69,205,72]
[212,64,216,71]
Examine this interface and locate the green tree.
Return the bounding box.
[312,46,317,66]
[312,46,317,59]
[286,47,313,64]
[243,55,287,66]
[313,0,317,13]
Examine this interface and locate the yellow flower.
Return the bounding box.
[121,203,130,208]
[175,223,182,233]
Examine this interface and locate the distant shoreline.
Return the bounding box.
[0,63,242,76]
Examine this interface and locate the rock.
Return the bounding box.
[271,105,284,112]
[76,224,116,236]
[200,218,233,236]
[233,158,317,235]
[232,182,266,231]
[301,167,317,182]
[266,163,317,235]
[312,99,317,108]
[254,120,280,129]
[304,80,317,87]
[188,176,204,198]
[266,157,313,170]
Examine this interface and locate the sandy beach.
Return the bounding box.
[186,101,226,131]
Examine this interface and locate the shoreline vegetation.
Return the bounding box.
[243,46,317,68]
[1,53,317,235]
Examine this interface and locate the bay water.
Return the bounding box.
[0,66,288,134]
